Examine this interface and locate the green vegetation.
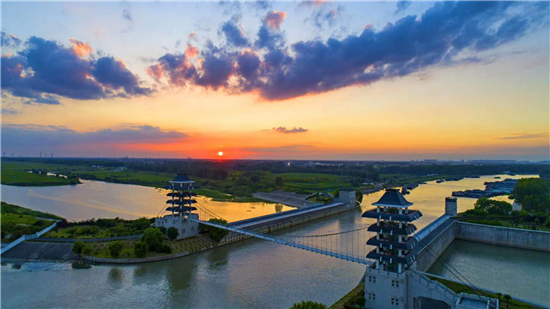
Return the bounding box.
[202,218,229,242]
[473,198,512,215]
[141,227,165,251]
[167,227,179,240]
[513,178,550,213]
[290,300,327,309]
[1,202,60,241]
[108,241,124,258]
[45,217,153,239]
[134,241,148,258]
[1,161,80,186]
[1,201,62,220]
[72,241,86,254]
[427,276,537,308]
[329,282,365,309]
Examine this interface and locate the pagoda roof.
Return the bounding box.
[166,200,197,204]
[366,236,417,250]
[372,189,413,208]
[170,174,195,184]
[367,222,417,235]
[165,206,197,212]
[366,250,416,264]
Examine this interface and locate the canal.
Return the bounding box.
[1,174,543,307]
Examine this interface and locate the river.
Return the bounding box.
[1,174,544,308]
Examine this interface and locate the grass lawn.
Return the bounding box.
[1,161,79,186]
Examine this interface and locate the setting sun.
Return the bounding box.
[218,151,223,157]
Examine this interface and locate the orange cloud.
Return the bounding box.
[185,44,198,58]
[265,11,287,30]
[146,64,163,80]
[69,38,93,57]
[189,31,197,40]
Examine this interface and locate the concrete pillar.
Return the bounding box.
[445,197,458,216]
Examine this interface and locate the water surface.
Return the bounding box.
[1,174,542,308]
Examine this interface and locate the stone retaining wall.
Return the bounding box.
[456,222,550,252]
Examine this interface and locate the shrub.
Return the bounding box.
[159,226,167,235]
[159,244,172,254]
[140,227,165,251]
[204,219,229,242]
[134,241,148,258]
[464,208,488,217]
[72,241,85,254]
[167,227,179,240]
[108,241,124,258]
[289,300,327,309]
[82,245,93,255]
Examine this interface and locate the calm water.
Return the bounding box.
[428,240,550,305]
[1,174,542,308]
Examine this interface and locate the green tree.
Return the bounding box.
[204,219,229,242]
[355,189,363,204]
[275,176,284,187]
[134,241,148,258]
[72,241,85,254]
[503,294,512,309]
[140,227,165,251]
[289,300,327,309]
[82,245,93,255]
[108,241,124,258]
[167,227,179,241]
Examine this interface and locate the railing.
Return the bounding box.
[414,215,450,241]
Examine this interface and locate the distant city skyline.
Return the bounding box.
[1,1,549,161]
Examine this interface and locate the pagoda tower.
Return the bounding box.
[362,189,422,273]
[153,174,200,239]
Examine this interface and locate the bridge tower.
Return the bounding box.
[153,174,200,240]
[361,189,423,308]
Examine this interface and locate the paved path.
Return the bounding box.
[1,242,80,261]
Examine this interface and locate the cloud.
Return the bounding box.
[1,124,188,156]
[265,11,287,30]
[255,13,285,50]
[272,126,309,134]
[69,38,93,57]
[497,133,549,140]
[1,32,22,48]
[1,108,21,115]
[147,53,197,86]
[247,1,272,12]
[24,94,61,105]
[189,32,197,40]
[220,16,249,47]
[185,44,198,58]
[307,5,343,30]
[1,36,153,102]
[148,1,547,101]
[218,1,241,15]
[122,9,132,22]
[395,1,411,14]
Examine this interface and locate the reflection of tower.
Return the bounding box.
[363,189,422,273]
[154,174,200,240]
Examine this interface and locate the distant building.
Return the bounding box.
[153,174,199,240]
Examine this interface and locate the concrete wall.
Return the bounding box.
[1,222,58,255]
[456,222,550,252]
[154,213,199,240]
[415,220,458,272]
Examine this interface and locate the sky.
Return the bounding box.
[1,1,549,161]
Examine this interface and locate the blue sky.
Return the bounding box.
[1,1,549,160]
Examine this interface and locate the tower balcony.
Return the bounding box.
[366,235,417,250]
[361,208,422,222]
[166,206,197,212]
[367,222,417,235]
[164,185,200,190]
[366,249,416,264]
[167,192,197,198]
[166,200,197,205]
